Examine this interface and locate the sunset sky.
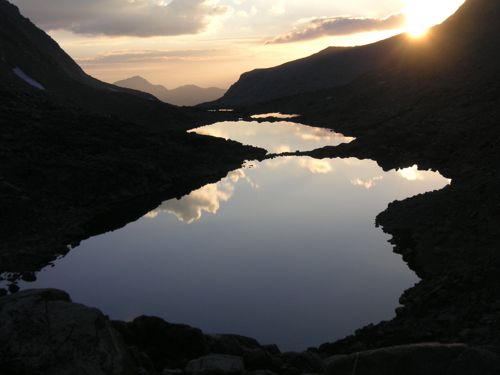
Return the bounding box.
[11,0,465,89]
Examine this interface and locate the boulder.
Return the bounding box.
[261,345,281,355]
[116,316,209,370]
[186,354,245,374]
[447,346,500,375]
[0,289,137,375]
[324,343,500,375]
[243,349,282,371]
[281,351,324,373]
[208,334,262,356]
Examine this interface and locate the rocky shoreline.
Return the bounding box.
[3,289,500,375]
[3,0,500,372]
[3,88,500,373]
[2,88,500,374]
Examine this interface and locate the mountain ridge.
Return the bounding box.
[213,0,496,107]
[210,35,407,106]
[0,0,220,130]
[114,76,226,106]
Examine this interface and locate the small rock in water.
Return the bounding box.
[0,288,7,297]
[8,283,20,293]
[21,272,37,282]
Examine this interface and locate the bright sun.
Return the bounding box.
[405,0,466,37]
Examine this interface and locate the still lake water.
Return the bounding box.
[19,119,450,351]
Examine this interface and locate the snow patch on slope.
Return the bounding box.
[13,67,45,90]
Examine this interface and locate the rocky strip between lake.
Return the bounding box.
[2,289,500,375]
[0,88,266,287]
[239,49,500,370]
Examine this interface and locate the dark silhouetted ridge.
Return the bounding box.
[213,0,499,107]
[211,36,408,106]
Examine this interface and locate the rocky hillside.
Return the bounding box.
[213,0,496,107]
[114,76,226,106]
[0,0,215,130]
[212,36,409,106]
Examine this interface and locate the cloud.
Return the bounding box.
[270,3,285,15]
[12,0,228,37]
[298,158,333,174]
[267,13,405,44]
[77,49,221,65]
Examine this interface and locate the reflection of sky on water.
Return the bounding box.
[190,120,354,153]
[146,157,450,225]
[146,169,258,224]
[21,121,450,351]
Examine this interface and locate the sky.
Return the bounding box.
[11,0,465,89]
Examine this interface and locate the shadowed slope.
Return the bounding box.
[213,0,498,107]
[0,0,216,130]
[212,36,408,106]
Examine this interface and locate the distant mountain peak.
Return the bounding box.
[128,75,150,83]
[114,77,226,106]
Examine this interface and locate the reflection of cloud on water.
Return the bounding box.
[190,121,353,154]
[193,127,230,140]
[299,127,354,143]
[146,169,256,224]
[298,158,333,174]
[266,157,334,175]
[351,176,384,189]
[144,211,160,219]
[397,165,425,181]
[275,145,292,153]
[163,184,231,224]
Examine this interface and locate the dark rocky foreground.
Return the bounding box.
[2,289,500,375]
[2,0,500,372]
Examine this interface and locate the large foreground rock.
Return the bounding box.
[324,343,500,375]
[0,289,137,375]
[113,315,209,370]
